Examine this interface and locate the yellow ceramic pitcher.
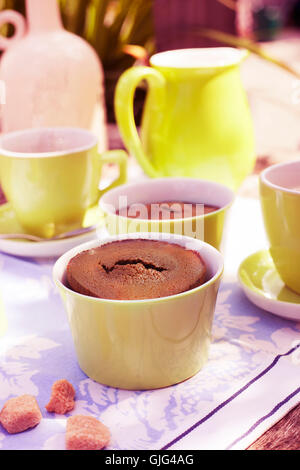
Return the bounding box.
[115,48,255,191]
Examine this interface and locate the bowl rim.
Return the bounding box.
[0,127,97,159]
[53,232,224,304]
[99,177,235,223]
[260,159,300,196]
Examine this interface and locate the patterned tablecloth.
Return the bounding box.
[0,197,299,450]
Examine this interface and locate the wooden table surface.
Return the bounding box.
[1,25,300,447]
[247,404,300,450]
[239,32,300,449]
[240,160,300,451]
[0,128,298,450]
[109,126,300,451]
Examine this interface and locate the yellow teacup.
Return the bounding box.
[53,232,223,390]
[260,160,300,295]
[99,178,234,250]
[0,127,128,238]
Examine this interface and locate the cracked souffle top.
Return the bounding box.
[66,239,207,300]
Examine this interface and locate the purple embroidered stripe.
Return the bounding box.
[226,386,300,449]
[161,343,300,450]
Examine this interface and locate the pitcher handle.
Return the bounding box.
[114,66,166,178]
[0,10,26,51]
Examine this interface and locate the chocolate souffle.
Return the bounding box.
[67,239,207,300]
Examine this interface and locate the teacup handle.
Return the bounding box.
[0,10,26,51]
[98,150,128,198]
[114,66,166,178]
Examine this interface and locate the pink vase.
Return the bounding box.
[0,0,107,151]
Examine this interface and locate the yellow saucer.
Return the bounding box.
[238,250,300,321]
[0,203,105,258]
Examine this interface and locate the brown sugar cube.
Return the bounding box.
[66,415,111,451]
[0,395,42,434]
[46,379,75,415]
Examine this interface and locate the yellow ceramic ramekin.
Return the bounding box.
[99,178,234,250]
[53,232,223,390]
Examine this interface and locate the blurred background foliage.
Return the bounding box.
[0,0,155,121]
